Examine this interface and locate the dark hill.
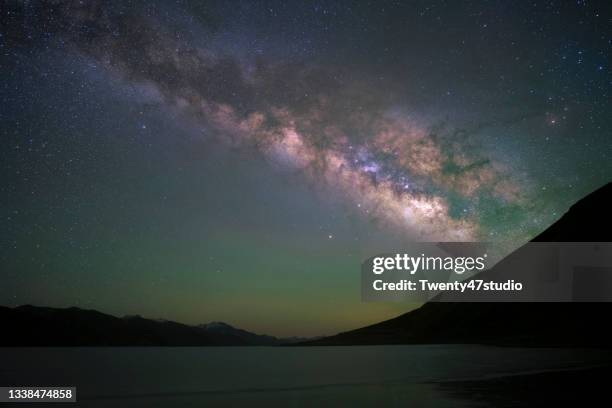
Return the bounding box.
[304,182,612,347]
[533,182,612,242]
[199,321,311,345]
[0,305,293,346]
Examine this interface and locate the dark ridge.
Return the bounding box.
[303,182,612,347]
[0,305,302,346]
[533,182,612,242]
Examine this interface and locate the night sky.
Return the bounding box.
[1,0,611,337]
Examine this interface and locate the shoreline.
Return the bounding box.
[435,364,612,407]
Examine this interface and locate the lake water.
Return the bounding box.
[1,346,610,407]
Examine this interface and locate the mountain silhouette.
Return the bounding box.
[0,305,304,346]
[304,182,612,347]
[199,321,311,345]
[533,182,611,242]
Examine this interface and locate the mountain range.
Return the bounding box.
[0,305,310,346]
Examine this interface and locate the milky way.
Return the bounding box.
[15,0,540,241]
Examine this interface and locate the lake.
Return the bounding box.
[1,346,610,407]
